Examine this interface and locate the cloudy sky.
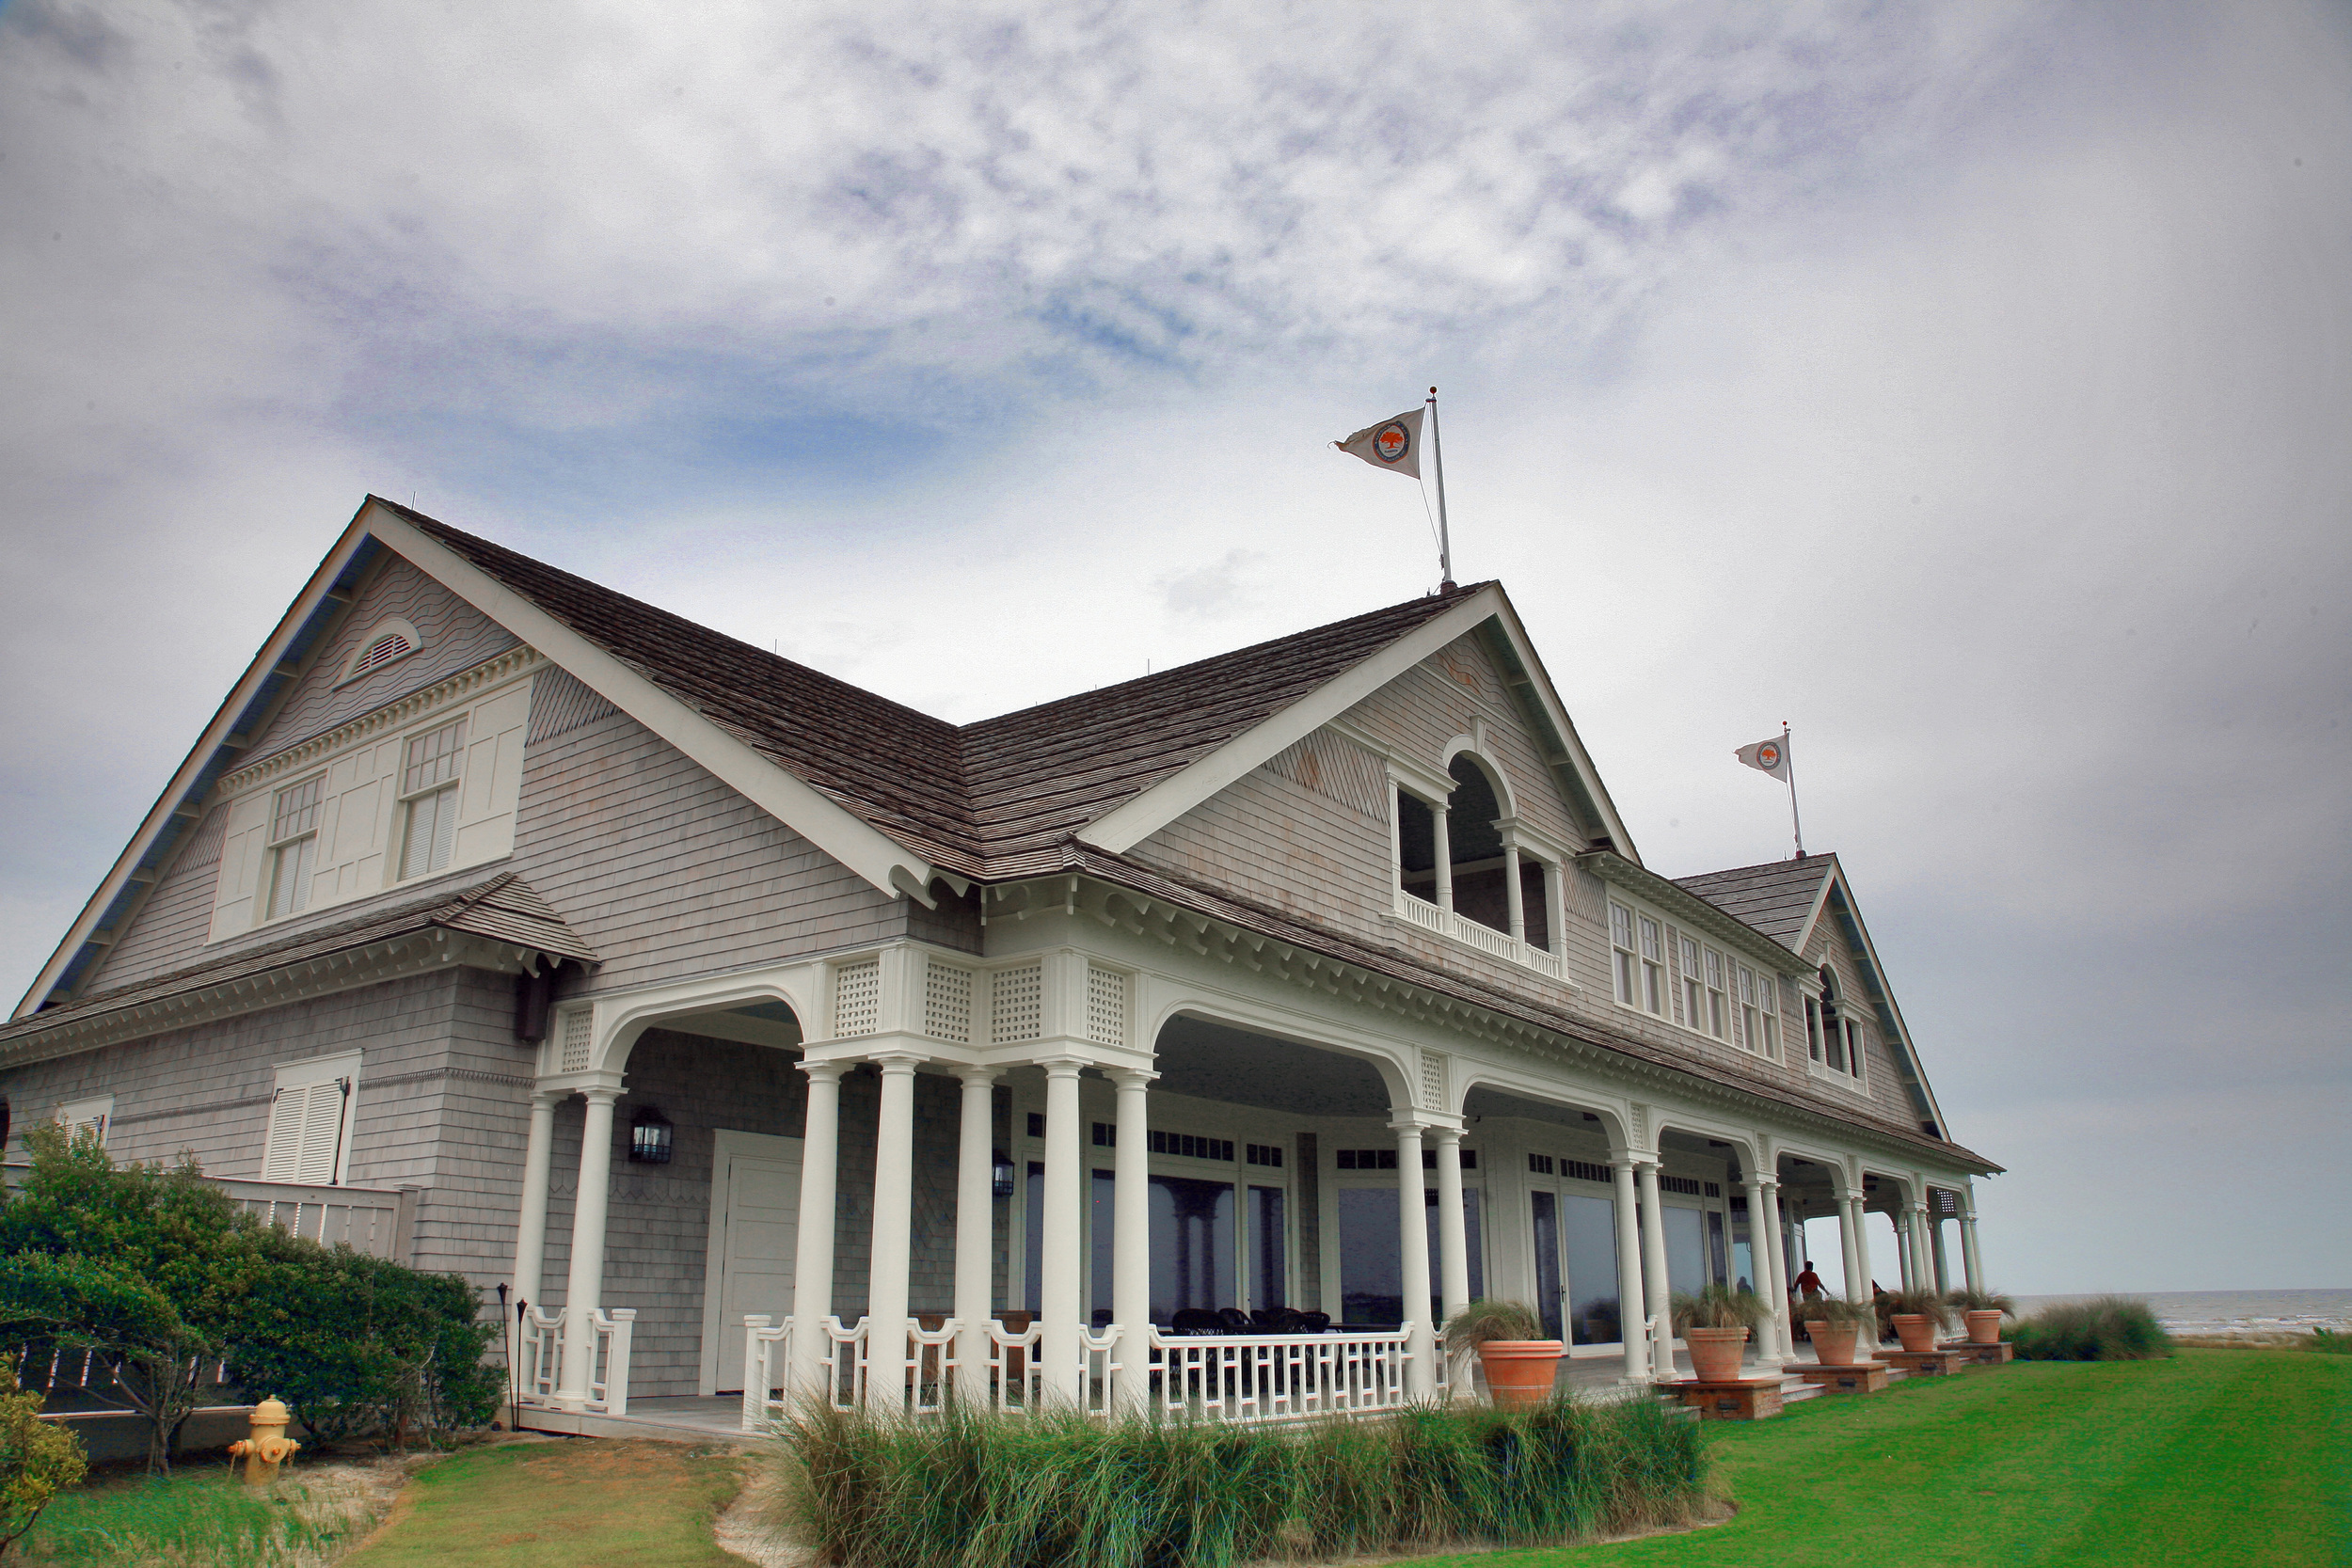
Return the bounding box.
[3,1,2344,1296]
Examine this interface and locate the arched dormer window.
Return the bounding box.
[1392,751,1563,961]
[335,617,422,686]
[1805,965,1865,1084]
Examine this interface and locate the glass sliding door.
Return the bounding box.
[1090,1170,1117,1327]
[1664,1206,1707,1296]
[1530,1191,1564,1341]
[1337,1187,1402,1323]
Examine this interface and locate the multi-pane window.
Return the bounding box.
[1678,934,1704,1026]
[1637,915,1666,1013]
[264,774,325,919]
[1702,946,1728,1038]
[397,717,468,880]
[1610,905,1638,1004]
[1738,965,1781,1058]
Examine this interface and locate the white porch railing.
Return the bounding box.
[515,1305,635,1417]
[1142,1325,1418,1424]
[1392,894,1566,981]
[739,1317,1421,1432]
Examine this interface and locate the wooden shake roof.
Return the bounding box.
[389,501,1480,873]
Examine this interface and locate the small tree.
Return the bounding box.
[0,1353,87,1560]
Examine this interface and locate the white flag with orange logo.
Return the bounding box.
[1736,735,1790,781]
[1335,407,1423,479]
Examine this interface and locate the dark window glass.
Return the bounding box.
[1149,1174,1233,1323]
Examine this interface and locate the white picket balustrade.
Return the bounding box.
[1143,1327,1419,1425]
[513,1305,633,1416]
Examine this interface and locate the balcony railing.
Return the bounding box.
[1391,894,1567,982]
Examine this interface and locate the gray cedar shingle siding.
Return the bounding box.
[245,551,520,761]
[87,805,230,991]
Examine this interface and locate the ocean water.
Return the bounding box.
[2012,1289,2352,1338]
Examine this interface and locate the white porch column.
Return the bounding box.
[1931,1213,1951,1293]
[1836,1190,1866,1304]
[1431,804,1454,911]
[1893,1212,1915,1291]
[1612,1157,1648,1384]
[1960,1194,1985,1292]
[1758,1176,1798,1361]
[1502,843,1526,944]
[1909,1202,1934,1292]
[787,1061,847,1397]
[1636,1159,1676,1381]
[953,1066,1000,1406]
[1109,1068,1154,1411]
[1542,862,1565,958]
[1432,1128,1470,1324]
[866,1051,926,1410]
[554,1085,621,1408]
[1038,1057,1087,1403]
[1392,1117,1436,1398]
[510,1088,562,1313]
[1743,1175,1787,1370]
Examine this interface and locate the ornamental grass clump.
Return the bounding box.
[1880,1289,1954,1330]
[1944,1286,2018,1318]
[1669,1284,1772,1333]
[771,1391,1708,1568]
[2308,1329,2352,1355]
[2006,1297,2173,1361]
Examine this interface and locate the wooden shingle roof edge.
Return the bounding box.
[0,871,596,1053]
[1669,855,1838,950]
[1037,846,2000,1174]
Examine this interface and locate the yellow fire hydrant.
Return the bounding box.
[227,1396,301,1486]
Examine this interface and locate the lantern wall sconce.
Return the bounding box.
[992,1149,1015,1197]
[629,1105,674,1164]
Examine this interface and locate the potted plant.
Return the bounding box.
[1945,1286,2017,1345]
[1883,1288,1952,1353]
[1802,1297,1877,1367]
[1441,1299,1561,1410]
[1670,1285,1772,1383]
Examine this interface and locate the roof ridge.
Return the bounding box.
[1675,854,1837,883]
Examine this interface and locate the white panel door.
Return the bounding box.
[711,1135,801,1392]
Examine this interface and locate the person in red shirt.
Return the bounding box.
[1791,1260,1826,1300]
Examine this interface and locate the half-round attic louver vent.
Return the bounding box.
[335,617,421,685]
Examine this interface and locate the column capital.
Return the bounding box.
[1618,1151,1661,1171]
[528,1085,568,1108]
[1749,1173,1779,1192]
[1427,1124,1464,1148]
[1103,1066,1160,1088]
[1386,1109,1455,1135]
[579,1084,625,1107]
[955,1062,1005,1087]
[1036,1053,1090,1079]
[867,1049,929,1073]
[800,1059,851,1085]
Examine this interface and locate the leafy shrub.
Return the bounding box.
[0,1121,498,1467]
[772,1393,1708,1568]
[0,1353,87,1558]
[2005,1297,2172,1361]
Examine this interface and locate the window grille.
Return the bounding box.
[1528,1152,1554,1175]
[1660,1174,1704,1196]
[1246,1143,1284,1168]
[397,717,468,880]
[1562,1158,1612,1184]
[1704,1181,1722,1197]
[1335,1148,1400,1170]
[1092,1121,1116,1147]
[1148,1130,1233,1162]
[265,774,324,919]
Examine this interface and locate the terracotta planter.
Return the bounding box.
[1892,1314,1939,1353]
[1684,1325,1750,1383]
[1965,1309,2005,1345]
[1475,1339,1565,1409]
[1806,1321,1863,1366]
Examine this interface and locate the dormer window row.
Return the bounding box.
[1606,894,1783,1061]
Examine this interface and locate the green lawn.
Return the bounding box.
[339,1437,750,1567]
[1405,1349,2352,1568]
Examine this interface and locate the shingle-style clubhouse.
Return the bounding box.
[3,497,1998,1431]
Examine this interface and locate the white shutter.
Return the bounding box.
[261,1076,353,1184]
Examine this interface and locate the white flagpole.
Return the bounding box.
[1426,386,1454,588]
[1782,722,1806,860]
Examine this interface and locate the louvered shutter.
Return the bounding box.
[262,1079,350,1184]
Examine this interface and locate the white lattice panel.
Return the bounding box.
[834,958,882,1038]
[924,958,974,1042]
[1420,1050,1448,1110]
[559,1009,594,1072]
[991,961,1043,1044]
[1086,964,1129,1048]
